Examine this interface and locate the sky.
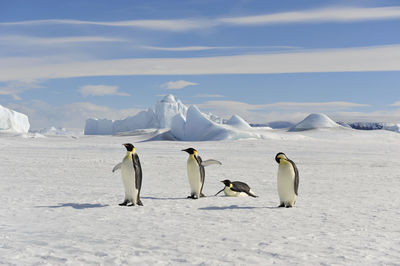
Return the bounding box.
[1,0,400,130]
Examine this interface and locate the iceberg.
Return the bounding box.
[347,122,400,133]
[289,113,342,132]
[160,106,261,141]
[154,95,188,128]
[0,105,30,133]
[84,95,190,135]
[226,115,252,129]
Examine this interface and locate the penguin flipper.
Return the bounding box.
[289,159,299,196]
[215,187,225,196]
[112,162,122,172]
[132,154,142,191]
[201,159,222,167]
[245,191,258,198]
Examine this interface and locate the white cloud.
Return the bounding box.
[161,80,198,90]
[389,101,400,106]
[0,18,216,32]
[219,6,400,25]
[141,45,299,51]
[193,94,225,98]
[80,85,129,96]
[2,6,400,31]
[197,100,370,123]
[0,80,43,100]
[1,44,400,82]
[7,100,141,130]
[333,110,400,123]
[198,100,368,111]
[0,35,125,45]
[262,101,369,109]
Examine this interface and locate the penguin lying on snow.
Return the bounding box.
[275,152,299,208]
[215,179,257,197]
[112,143,143,206]
[182,148,222,199]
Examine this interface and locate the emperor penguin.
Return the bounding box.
[112,143,143,206]
[275,152,299,208]
[182,148,221,199]
[215,179,257,197]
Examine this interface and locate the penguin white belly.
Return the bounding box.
[224,187,248,197]
[277,163,296,205]
[187,158,202,197]
[121,157,138,204]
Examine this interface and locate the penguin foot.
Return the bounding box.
[119,200,129,206]
[285,205,293,208]
[278,203,285,208]
[127,203,135,207]
[187,195,198,199]
[137,200,143,206]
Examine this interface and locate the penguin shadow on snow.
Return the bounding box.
[142,196,187,201]
[36,203,109,209]
[198,204,281,211]
[198,205,256,210]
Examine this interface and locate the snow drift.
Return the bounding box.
[289,113,342,132]
[0,105,30,133]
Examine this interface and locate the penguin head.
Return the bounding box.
[182,148,197,155]
[275,152,287,163]
[221,179,232,187]
[123,143,135,152]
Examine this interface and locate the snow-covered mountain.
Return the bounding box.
[0,105,30,133]
[289,113,342,132]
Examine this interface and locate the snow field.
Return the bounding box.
[1,130,400,265]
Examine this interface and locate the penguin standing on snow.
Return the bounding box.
[215,179,257,197]
[182,148,221,199]
[275,152,299,208]
[112,143,143,206]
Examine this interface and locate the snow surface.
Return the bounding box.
[33,126,83,137]
[289,113,342,132]
[0,105,30,133]
[1,129,400,265]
